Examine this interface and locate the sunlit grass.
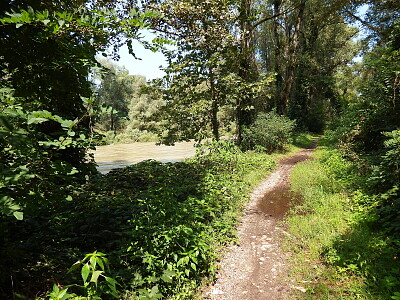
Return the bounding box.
[283,146,400,299]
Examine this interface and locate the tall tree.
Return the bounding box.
[339,0,400,151]
[95,61,134,135]
[290,0,359,131]
[145,0,279,143]
[145,0,243,143]
[127,76,164,134]
[256,0,359,131]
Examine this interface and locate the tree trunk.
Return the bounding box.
[237,0,255,144]
[110,107,116,135]
[209,69,219,141]
[279,0,306,115]
[273,0,283,113]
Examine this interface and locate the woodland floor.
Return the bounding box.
[202,143,318,300]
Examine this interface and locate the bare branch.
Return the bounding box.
[343,9,380,33]
[252,2,301,29]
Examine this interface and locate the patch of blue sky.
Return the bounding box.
[111,30,169,81]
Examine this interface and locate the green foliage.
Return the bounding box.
[318,148,361,190]
[106,144,276,298]
[291,132,319,149]
[144,0,278,144]
[289,15,360,132]
[94,62,134,134]
[99,129,159,144]
[1,141,277,298]
[0,1,172,298]
[370,130,400,190]
[241,111,296,153]
[256,0,359,128]
[48,284,75,300]
[322,1,400,259]
[43,251,119,300]
[145,0,236,143]
[327,19,400,156]
[93,60,164,144]
[0,89,96,218]
[369,130,400,239]
[286,150,352,259]
[0,0,158,219]
[68,251,119,299]
[285,145,400,299]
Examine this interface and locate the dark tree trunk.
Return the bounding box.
[279,0,306,115]
[209,69,219,141]
[237,0,256,144]
[110,108,116,135]
[273,0,283,113]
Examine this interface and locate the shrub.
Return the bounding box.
[370,130,400,238]
[241,111,296,153]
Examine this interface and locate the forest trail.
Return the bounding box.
[202,142,318,300]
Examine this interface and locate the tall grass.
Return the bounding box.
[284,145,400,299]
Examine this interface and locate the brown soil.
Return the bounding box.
[202,143,318,300]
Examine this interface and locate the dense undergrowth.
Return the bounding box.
[1,139,310,299]
[284,138,400,299]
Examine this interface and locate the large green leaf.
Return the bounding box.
[81,263,90,283]
[13,211,24,220]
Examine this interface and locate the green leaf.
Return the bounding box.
[65,195,73,201]
[67,261,81,273]
[105,277,119,297]
[90,270,103,283]
[57,288,68,299]
[160,270,175,283]
[16,23,23,28]
[105,276,117,287]
[177,257,185,267]
[96,257,105,271]
[160,274,172,283]
[149,285,163,299]
[13,211,23,220]
[90,256,97,269]
[81,263,90,283]
[67,167,79,175]
[60,120,75,129]
[191,262,197,271]
[27,117,48,124]
[49,284,75,300]
[80,96,93,104]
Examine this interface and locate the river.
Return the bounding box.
[92,141,196,173]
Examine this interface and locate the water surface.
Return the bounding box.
[92,142,196,174]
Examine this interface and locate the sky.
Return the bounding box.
[112,30,168,81]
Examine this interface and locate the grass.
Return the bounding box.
[291,131,319,149]
[283,143,400,299]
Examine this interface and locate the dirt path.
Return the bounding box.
[202,143,317,300]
